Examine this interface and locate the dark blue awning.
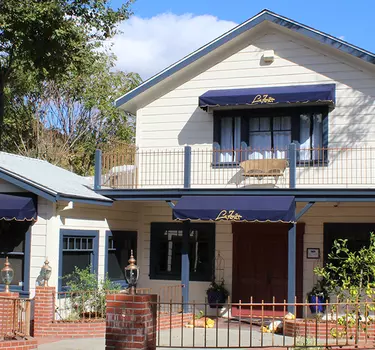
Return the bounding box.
[173,196,295,223]
[0,194,37,221]
[199,84,335,110]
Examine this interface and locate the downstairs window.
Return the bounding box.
[150,222,215,281]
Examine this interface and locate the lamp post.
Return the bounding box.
[124,250,139,295]
[1,257,14,293]
[40,258,52,287]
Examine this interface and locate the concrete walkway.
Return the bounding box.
[37,325,294,349]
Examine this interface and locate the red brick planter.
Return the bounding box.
[284,318,375,343]
[158,313,194,330]
[0,338,38,350]
[35,320,105,339]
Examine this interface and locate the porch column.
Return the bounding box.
[288,223,296,312]
[181,221,190,313]
[288,142,297,312]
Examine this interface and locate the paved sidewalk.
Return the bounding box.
[38,338,105,349]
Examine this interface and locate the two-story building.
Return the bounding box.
[2,10,375,313]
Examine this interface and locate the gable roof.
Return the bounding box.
[116,9,375,114]
[0,152,112,206]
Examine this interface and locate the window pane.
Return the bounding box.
[62,251,92,285]
[0,221,28,286]
[312,113,323,160]
[151,224,214,281]
[249,118,259,132]
[259,117,270,131]
[107,232,137,281]
[299,114,311,161]
[299,113,323,161]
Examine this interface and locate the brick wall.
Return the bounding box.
[158,313,193,330]
[0,292,19,339]
[0,339,38,350]
[33,286,105,339]
[106,294,157,350]
[284,318,375,344]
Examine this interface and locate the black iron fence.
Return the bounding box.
[153,298,375,348]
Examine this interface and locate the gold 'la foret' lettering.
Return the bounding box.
[251,94,276,104]
[215,210,243,221]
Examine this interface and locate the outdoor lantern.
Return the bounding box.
[1,257,14,293]
[41,258,52,287]
[124,250,139,294]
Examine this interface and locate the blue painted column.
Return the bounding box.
[184,146,191,189]
[181,221,190,313]
[288,221,296,312]
[94,149,102,190]
[288,142,297,312]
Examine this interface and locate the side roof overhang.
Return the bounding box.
[0,168,113,207]
[116,9,375,114]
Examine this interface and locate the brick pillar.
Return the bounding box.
[0,292,19,338]
[34,286,55,337]
[106,294,157,350]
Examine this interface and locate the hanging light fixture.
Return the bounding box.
[124,250,139,294]
[1,257,14,293]
[40,258,52,287]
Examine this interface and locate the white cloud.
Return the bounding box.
[108,13,237,80]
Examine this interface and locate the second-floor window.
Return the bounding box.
[213,106,327,163]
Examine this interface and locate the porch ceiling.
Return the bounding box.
[96,188,375,202]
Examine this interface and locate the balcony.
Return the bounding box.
[95,144,375,190]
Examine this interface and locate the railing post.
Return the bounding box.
[289,142,297,189]
[94,149,102,190]
[184,145,191,189]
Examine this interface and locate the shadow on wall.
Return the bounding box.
[177,107,214,146]
[177,31,373,150]
[176,32,374,187]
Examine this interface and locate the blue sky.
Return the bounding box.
[109,0,374,79]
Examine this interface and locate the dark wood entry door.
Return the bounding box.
[232,223,304,308]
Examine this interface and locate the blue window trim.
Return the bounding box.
[104,230,137,288]
[58,229,99,292]
[149,222,215,282]
[0,226,32,298]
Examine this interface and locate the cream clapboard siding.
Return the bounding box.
[55,201,140,284]
[0,179,26,192]
[29,198,57,297]
[136,31,375,149]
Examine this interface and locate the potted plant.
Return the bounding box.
[206,280,229,308]
[307,279,328,314]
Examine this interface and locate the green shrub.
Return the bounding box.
[61,266,121,319]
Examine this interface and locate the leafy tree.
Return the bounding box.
[314,232,375,301]
[314,233,375,340]
[4,54,141,175]
[0,0,134,149]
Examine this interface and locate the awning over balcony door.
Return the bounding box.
[0,194,37,221]
[172,196,295,223]
[198,84,336,110]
